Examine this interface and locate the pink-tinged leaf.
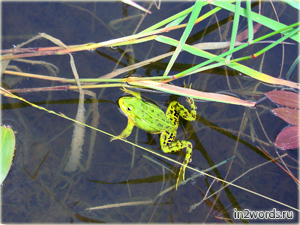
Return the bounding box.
[222,24,262,53]
[272,108,299,125]
[236,23,262,42]
[275,126,299,150]
[266,90,299,109]
[128,80,256,107]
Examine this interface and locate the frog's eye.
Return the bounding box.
[127,107,132,111]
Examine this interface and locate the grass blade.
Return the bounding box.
[211,1,299,42]
[156,35,300,89]
[140,6,194,33]
[226,0,241,61]
[163,1,203,76]
[246,0,254,42]
[286,55,300,80]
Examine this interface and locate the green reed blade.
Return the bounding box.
[139,6,194,33]
[212,1,299,42]
[156,35,299,89]
[281,0,300,10]
[231,27,300,63]
[156,22,299,79]
[226,0,241,61]
[163,0,203,77]
[246,0,253,42]
[166,14,189,28]
[286,55,300,80]
[252,27,300,58]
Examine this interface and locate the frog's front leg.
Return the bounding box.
[111,119,135,141]
[160,131,193,189]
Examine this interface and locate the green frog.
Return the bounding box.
[111,87,197,189]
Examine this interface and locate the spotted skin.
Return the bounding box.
[112,87,196,189]
[161,100,196,189]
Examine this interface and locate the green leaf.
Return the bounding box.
[166,14,189,28]
[286,55,300,80]
[211,1,299,42]
[156,35,299,89]
[139,6,194,33]
[0,125,16,184]
[226,0,241,61]
[163,0,203,76]
[246,0,254,42]
[281,0,300,10]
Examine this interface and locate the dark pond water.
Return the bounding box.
[1,1,299,223]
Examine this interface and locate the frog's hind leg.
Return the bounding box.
[160,131,193,189]
[166,101,196,126]
[164,101,195,189]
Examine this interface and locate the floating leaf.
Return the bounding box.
[266,90,299,109]
[275,126,299,150]
[272,108,299,125]
[0,125,16,183]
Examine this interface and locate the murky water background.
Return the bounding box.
[1,2,298,223]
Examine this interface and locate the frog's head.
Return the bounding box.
[117,96,137,119]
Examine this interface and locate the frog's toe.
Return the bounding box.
[175,172,185,190]
[186,97,195,106]
[110,136,120,142]
[183,82,192,89]
[178,166,186,181]
[120,86,128,93]
[175,177,181,190]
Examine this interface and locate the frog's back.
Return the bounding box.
[134,100,174,133]
[119,95,174,133]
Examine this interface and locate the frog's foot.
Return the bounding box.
[176,165,186,189]
[186,97,196,109]
[183,84,197,110]
[120,86,131,94]
[110,135,121,142]
[111,119,135,142]
[183,81,192,89]
[180,83,197,114]
[175,143,192,189]
[120,86,141,99]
